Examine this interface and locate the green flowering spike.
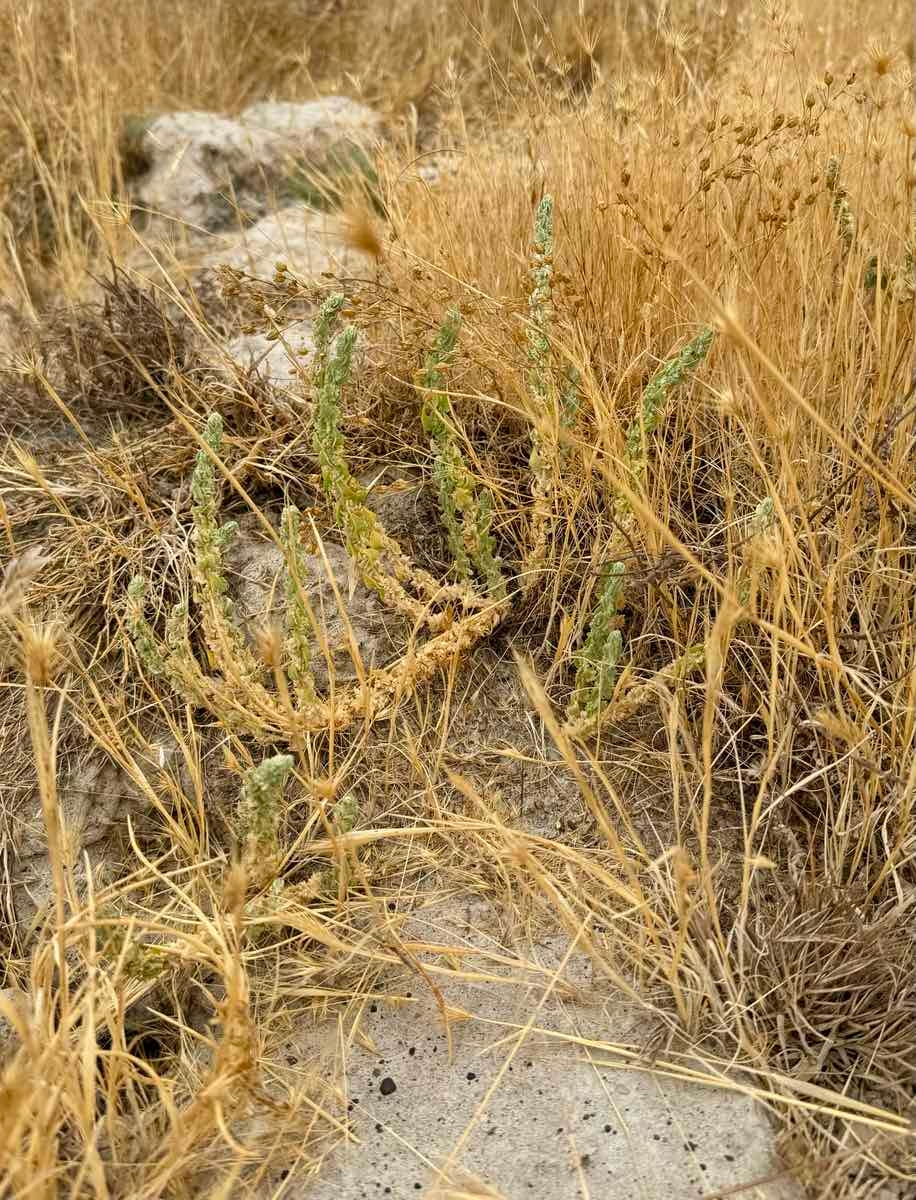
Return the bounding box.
[625,328,714,474]
[527,194,554,405]
[313,292,346,361]
[419,309,505,595]
[431,452,472,580]
[560,363,580,429]
[422,307,462,398]
[126,575,166,677]
[238,753,294,871]
[189,410,259,678]
[314,325,361,512]
[281,505,317,708]
[165,600,189,653]
[739,496,776,606]
[569,562,626,720]
[554,361,581,467]
[215,520,238,552]
[191,414,224,591]
[469,488,505,599]
[310,319,408,594]
[591,630,623,715]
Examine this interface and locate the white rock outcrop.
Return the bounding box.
[204,205,370,280]
[222,320,315,394]
[129,97,381,236]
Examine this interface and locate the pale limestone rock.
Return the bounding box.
[222,319,315,394]
[129,98,381,236]
[203,205,370,280]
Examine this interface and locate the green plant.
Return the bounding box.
[280,505,318,710]
[623,328,715,486]
[565,326,715,733]
[125,291,509,744]
[421,307,505,597]
[190,413,262,682]
[321,790,360,898]
[524,194,580,589]
[824,157,913,297]
[238,753,294,884]
[527,195,555,407]
[312,294,489,620]
[568,562,625,720]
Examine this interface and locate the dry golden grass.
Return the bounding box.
[2,1,916,1197]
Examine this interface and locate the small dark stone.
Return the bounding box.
[379,1076,397,1096]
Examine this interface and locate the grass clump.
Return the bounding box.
[284,143,385,215]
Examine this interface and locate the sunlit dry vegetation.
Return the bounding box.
[1,1,915,1196]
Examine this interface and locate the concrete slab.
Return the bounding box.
[291,1005,799,1200]
[270,898,801,1200]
